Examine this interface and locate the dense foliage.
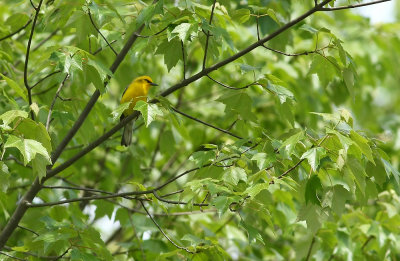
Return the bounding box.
[1,0,399,260]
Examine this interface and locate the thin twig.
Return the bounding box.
[32,28,59,52]
[31,70,62,89]
[0,19,32,42]
[0,251,26,261]
[88,9,118,56]
[46,73,69,131]
[207,74,259,90]
[139,201,195,253]
[202,0,217,69]
[24,0,45,119]
[320,0,390,11]
[133,25,169,38]
[171,106,243,139]
[305,237,316,261]
[29,0,38,10]
[31,83,58,96]
[17,225,39,236]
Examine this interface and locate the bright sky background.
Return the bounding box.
[356,0,395,23]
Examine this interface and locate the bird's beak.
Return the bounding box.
[150,82,158,86]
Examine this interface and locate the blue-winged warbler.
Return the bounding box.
[120,76,158,146]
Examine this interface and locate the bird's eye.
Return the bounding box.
[145,79,152,83]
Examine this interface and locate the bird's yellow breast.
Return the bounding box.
[120,81,148,116]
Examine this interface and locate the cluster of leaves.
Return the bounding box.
[1,0,400,260]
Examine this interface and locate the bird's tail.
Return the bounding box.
[121,114,134,146]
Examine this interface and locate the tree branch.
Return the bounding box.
[202,0,217,69]
[206,74,260,90]
[0,19,32,42]
[305,237,316,261]
[24,0,44,120]
[171,106,243,139]
[88,9,118,56]
[46,73,69,131]
[31,70,62,89]
[139,201,195,254]
[320,0,390,11]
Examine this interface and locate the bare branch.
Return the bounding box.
[31,70,62,89]
[202,0,217,69]
[29,0,38,10]
[88,9,118,56]
[0,19,32,42]
[134,25,169,38]
[0,251,26,261]
[305,237,316,261]
[320,0,391,11]
[17,225,39,236]
[46,73,69,131]
[207,74,260,90]
[32,28,59,52]
[31,83,58,96]
[171,106,243,139]
[24,0,45,120]
[140,201,195,253]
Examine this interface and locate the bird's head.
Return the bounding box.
[133,76,158,91]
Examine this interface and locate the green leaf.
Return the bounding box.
[240,220,265,245]
[133,100,163,127]
[349,131,374,164]
[327,129,353,152]
[347,156,367,195]
[297,204,323,234]
[156,38,182,71]
[217,91,256,121]
[15,118,52,153]
[300,24,318,34]
[309,55,339,85]
[171,23,192,42]
[244,183,269,198]
[331,185,350,216]
[4,135,52,166]
[381,159,400,184]
[111,102,130,121]
[0,73,27,101]
[181,234,210,247]
[223,167,247,185]
[301,147,326,171]
[0,110,28,127]
[343,67,354,99]
[305,175,323,205]
[189,150,216,167]
[280,129,304,155]
[231,9,250,24]
[0,162,9,192]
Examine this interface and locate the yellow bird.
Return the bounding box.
[120,75,158,146]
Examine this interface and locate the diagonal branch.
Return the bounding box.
[171,106,243,139]
[46,73,69,131]
[207,74,260,90]
[320,0,391,11]
[24,0,45,120]
[139,201,195,253]
[0,19,32,42]
[88,9,118,56]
